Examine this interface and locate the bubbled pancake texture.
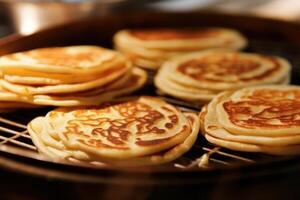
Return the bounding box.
[114,28,247,69]
[155,50,291,104]
[28,97,200,166]
[200,85,300,155]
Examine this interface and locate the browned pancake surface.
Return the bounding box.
[177,54,280,83]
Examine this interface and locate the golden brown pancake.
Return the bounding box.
[114,28,247,69]
[43,96,191,159]
[218,85,300,136]
[28,112,200,166]
[154,50,290,103]
[0,62,131,95]
[200,85,300,155]
[31,67,147,106]
[0,46,121,74]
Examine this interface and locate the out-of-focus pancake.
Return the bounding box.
[45,96,191,159]
[31,67,147,106]
[114,28,247,70]
[0,46,123,74]
[114,28,247,51]
[217,85,300,137]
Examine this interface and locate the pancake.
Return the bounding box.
[31,67,147,106]
[165,50,290,90]
[114,28,247,51]
[217,85,300,137]
[28,112,199,166]
[2,60,127,85]
[44,96,191,159]
[200,85,300,155]
[0,61,131,95]
[0,46,123,74]
[202,91,300,146]
[114,27,247,69]
[155,50,290,103]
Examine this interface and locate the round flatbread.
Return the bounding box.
[114,28,247,51]
[0,46,124,74]
[217,85,300,137]
[202,91,300,146]
[0,62,131,95]
[164,50,290,91]
[44,96,192,159]
[31,67,147,106]
[114,28,247,69]
[2,60,127,85]
[154,50,290,102]
[28,112,199,166]
[200,85,300,155]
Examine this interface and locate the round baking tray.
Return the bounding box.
[0,11,300,186]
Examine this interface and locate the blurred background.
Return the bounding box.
[0,0,300,37]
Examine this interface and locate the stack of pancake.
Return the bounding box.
[114,28,247,70]
[155,50,291,104]
[28,96,200,166]
[200,85,300,155]
[0,46,147,109]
